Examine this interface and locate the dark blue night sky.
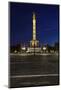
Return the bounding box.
[10,2,59,46]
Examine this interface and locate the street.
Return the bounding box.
[10,54,59,88]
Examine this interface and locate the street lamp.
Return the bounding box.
[43,47,46,53]
[22,47,26,50]
[34,40,35,56]
[43,47,46,50]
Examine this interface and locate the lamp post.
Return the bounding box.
[34,40,35,56]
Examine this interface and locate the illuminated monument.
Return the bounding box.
[26,12,40,53]
[22,12,48,53]
[30,12,39,47]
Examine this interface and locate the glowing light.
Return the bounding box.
[14,50,17,53]
[43,47,46,50]
[22,47,26,50]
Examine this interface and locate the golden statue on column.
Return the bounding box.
[30,12,39,47]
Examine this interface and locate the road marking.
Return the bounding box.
[10,53,58,56]
[10,74,59,78]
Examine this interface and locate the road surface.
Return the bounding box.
[9,54,59,88]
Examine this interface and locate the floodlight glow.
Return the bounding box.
[22,47,26,50]
[14,50,17,53]
[43,47,46,50]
